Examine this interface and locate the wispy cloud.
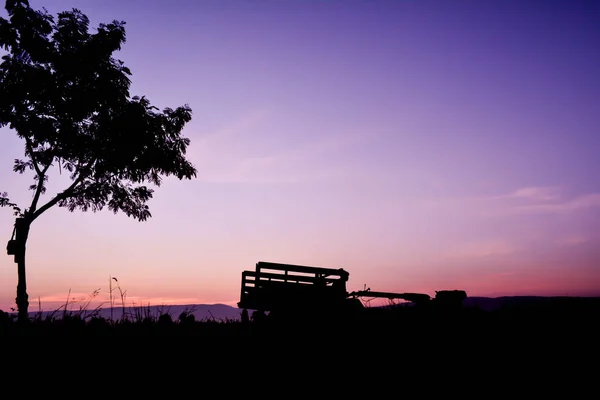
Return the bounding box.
[32,293,216,311]
[510,192,600,215]
[556,235,589,247]
[432,186,600,217]
[193,109,271,143]
[32,292,106,311]
[500,186,562,202]
[188,110,369,184]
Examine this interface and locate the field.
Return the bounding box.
[1,296,598,340]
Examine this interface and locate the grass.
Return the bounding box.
[0,277,244,335]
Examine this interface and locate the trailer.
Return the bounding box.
[238,261,351,313]
[238,261,466,319]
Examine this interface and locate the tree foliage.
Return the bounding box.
[0,0,197,223]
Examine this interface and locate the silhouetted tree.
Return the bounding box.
[0,1,197,322]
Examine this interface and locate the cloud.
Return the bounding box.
[195,156,349,184]
[31,293,219,311]
[556,235,589,246]
[195,109,270,142]
[188,110,369,184]
[511,193,600,215]
[31,292,106,311]
[493,186,600,215]
[434,187,600,217]
[501,186,562,202]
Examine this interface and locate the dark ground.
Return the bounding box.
[1,296,598,340]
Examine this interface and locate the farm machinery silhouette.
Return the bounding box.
[238,261,467,321]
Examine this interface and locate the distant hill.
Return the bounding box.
[464,296,600,312]
[17,303,244,322]
[463,296,519,311]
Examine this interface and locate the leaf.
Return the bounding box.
[13,159,32,173]
[0,191,22,216]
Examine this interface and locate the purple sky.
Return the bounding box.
[1,0,599,311]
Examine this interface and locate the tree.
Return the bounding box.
[0,0,197,322]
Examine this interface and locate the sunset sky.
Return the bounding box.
[1,0,599,312]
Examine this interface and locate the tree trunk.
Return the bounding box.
[15,217,30,323]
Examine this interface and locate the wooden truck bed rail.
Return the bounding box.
[238,261,349,311]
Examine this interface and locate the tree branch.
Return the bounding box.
[24,135,43,177]
[28,154,53,214]
[29,176,45,213]
[31,174,84,222]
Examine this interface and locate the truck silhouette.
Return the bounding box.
[238,261,466,320]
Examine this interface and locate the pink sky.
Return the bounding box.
[1,0,599,312]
